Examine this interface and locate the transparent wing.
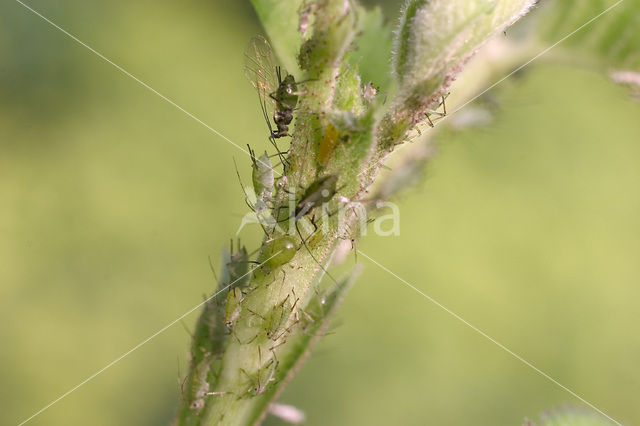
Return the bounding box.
[244,35,277,102]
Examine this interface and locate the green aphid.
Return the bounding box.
[259,235,297,273]
[294,174,339,220]
[249,147,274,212]
[224,287,243,328]
[241,359,277,396]
[264,295,295,340]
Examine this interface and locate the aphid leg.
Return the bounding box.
[233,157,251,211]
[291,288,299,322]
[442,92,449,115]
[238,368,253,395]
[264,268,285,288]
[268,135,289,167]
[425,113,435,128]
[246,308,265,320]
[259,92,277,135]
[269,341,285,362]
[294,219,340,288]
[230,328,245,344]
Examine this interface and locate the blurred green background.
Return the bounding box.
[1,1,639,425]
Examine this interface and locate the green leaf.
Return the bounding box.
[349,6,393,93]
[250,0,303,76]
[392,0,536,110]
[539,0,640,71]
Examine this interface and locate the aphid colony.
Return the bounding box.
[242,34,343,264]
[209,36,344,398]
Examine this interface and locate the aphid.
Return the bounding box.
[274,175,340,228]
[258,235,297,274]
[264,295,296,340]
[224,287,243,328]
[240,359,277,396]
[244,35,300,140]
[234,153,280,237]
[294,174,339,220]
[224,239,250,289]
[282,175,342,287]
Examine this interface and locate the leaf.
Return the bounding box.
[250,0,303,77]
[539,0,640,72]
[392,0,536,110]
[349,6,393,93]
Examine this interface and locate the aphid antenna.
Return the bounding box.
[248,143,279,176]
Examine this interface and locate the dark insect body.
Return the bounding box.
[244,35,300,140]
[294,174,339,220]
[270,68,299,139]
[224,287,243,328]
